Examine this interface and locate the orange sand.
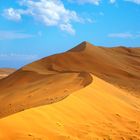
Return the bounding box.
[0,76,140,140]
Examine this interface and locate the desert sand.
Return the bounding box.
[0,42,140,140]
[0,76,140,140]
[0,68,15,79]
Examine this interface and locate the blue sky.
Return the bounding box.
[0,0,140,68]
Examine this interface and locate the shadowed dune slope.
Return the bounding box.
[23,41,140,94]
[0,76,140,140]
[0,41,140,118]
[0,71,92,118]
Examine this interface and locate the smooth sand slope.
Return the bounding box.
[0,68,15,79]
[0,76,140,140]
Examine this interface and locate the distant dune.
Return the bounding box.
[0,68,16,79]
[0,42,140,139]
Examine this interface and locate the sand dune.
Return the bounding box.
[0,76,140,140]
[0,71,92,118]
[0,42,140,117]
[0,68,16,79]
[23,41,140,94]
[0,42,140,139]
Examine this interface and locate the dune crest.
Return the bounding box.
[68,41,92,52]
[0,70,92,118]
[23,41,140,93]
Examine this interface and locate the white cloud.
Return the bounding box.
[125,0,140,4]
[3,0,81,34]
[0,31,34,40]
[59,23,75,34]
[68,0,100,5]
[108,32,140,38]
[3,8,22,21]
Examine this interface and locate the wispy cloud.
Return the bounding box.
[0,53,38,61]
[68,0,101,5]
[3,0,82,35]
[109,0,140,4]
[0,31,34,40]
[125,0,140,4]
[108,32,140,38]
[108,33,133,38]
[68,0,140,5]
